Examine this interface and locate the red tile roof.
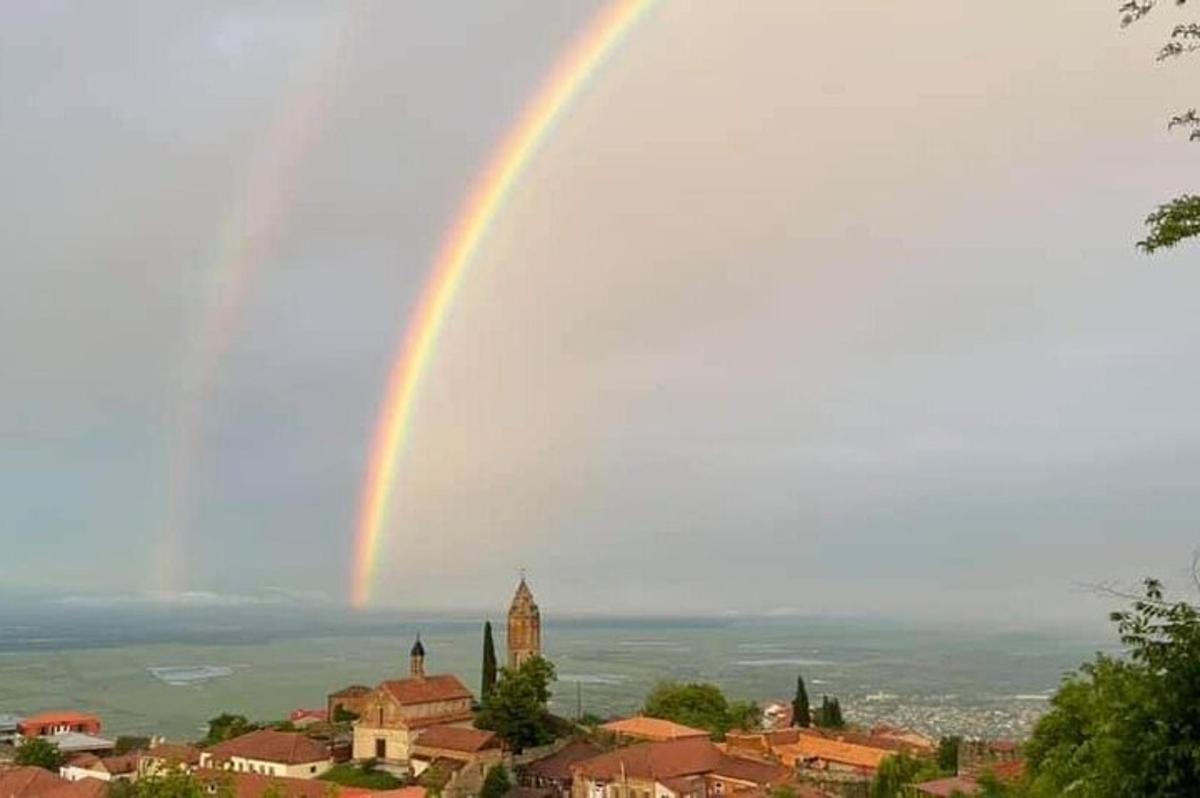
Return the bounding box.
[710,756,791,786]
[572,738,725,782]
[601,717,710,742]
[773,736,892,772]
[205,730,329,765]
[521,740,604,782]
[0,767,106,798]
[413,726,497,754]
[380,675,472,706]
[400,710,475,730]
[18,713,99,727]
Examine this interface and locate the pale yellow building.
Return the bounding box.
[351,637,475,767]
[199,729,333,779]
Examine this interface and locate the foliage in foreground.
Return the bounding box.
[1023,578,1200,796]
[869,752,942,798]
[319,763,404,790]
[1119,1,1200,251]
[479,764,512,798]
[475,655,558,751]
[642,681,759,740]
[14,736,65,771]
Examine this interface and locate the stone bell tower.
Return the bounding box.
[507,576,541,669]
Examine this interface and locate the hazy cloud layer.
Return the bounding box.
[3,1,1200,623]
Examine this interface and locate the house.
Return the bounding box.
[600,717,710,744]
[0,766,107,798]
[771,734,892,776]
[409,726,501,776]
[519,740,603,797]
[569,737,791,798]
[138,742,202,775]
[18,713,102,738]
[194,770,379,798]
[199,729,332,779]
[60,753,139,782]
[350,639,475,768]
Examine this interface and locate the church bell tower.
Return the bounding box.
[507,576,541,669]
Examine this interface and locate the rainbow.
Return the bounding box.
[156,13,355,595]
[350,0,656,607]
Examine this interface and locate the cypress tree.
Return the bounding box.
[827,697,844,728]
[792,673,811,727]
[482,621,498,700]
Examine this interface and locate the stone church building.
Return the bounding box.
[330,578,543,770]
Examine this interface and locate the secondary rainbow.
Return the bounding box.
[350,0,656,607]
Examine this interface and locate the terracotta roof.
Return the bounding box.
[521,740,604,782]
[572,738,724,781]
[774,736,892,772]
[601,717,710,742]
[142,743,202,766]
[379,675,472,706]
[398,710,475,730]
[413,726,497,754]
[205,730,329,765]
[370,789,427,798]
[913,776,981,797]
[288,710,328,723]
[18,712,99,727]
[711,756,791,786]
[0,767,106,798]
[659,775,705,795]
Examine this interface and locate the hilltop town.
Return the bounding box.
[0,579,1024,798]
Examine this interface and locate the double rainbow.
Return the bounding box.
[350,0,656,607]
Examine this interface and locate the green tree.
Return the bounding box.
[814,696,845,729]
[480,764,513,798]
[331,706,359,724]
[642,681,755,739]
[14,736,65,771]
[203,713,258,745]
[520,655,556,704]
[1118,1,1200,251]
[475,658,558,751]
[870,752,940,798]
[937,736,962,775]
[129,767,230,798]
[1025,578,1200,796]
[482,621,498,701]
[114,736,150,755]
[791,673,811,728]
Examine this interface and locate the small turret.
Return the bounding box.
[410,635,426,679]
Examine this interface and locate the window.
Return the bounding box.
[310,766,317,774]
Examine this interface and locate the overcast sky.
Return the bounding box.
[4,1,1200,623]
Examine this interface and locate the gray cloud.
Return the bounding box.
[3,1,1199,623]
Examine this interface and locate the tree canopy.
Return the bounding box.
[480,764,513,798]
[1118,1,1200,251]
[481,621,498,701]
[203,713,259,746]
[642,681,759,740]
[475,656,558,751]
[14,736,65,771]
[1023,578,1200,796]
[791,673,811,728]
